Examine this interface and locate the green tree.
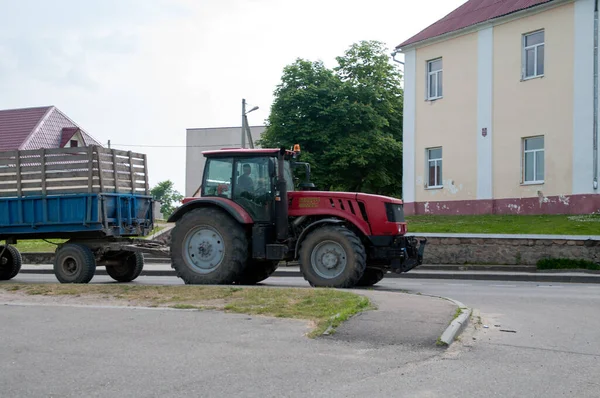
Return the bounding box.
[258,40,404,197]
[150,180,183,219]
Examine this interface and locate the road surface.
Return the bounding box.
[1,273,599,397]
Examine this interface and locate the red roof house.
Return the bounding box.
[0,106,102,151]
[396,0,555,49]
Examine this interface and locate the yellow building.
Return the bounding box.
[396,0,599,215]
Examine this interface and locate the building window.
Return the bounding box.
[523,136,544,183]
[70,140,78,147]
[522,30,544,79]
[427,58,443,100]
[426,147,443,188]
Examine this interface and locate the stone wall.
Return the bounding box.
[415,236,600,265]
[18,232,600,266]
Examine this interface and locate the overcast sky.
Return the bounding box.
[0,0,465,194]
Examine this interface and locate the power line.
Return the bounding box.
[107,143,242,148]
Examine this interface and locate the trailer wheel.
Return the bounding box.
[0,245,22,281]
[355,268,385,287]
[170,207,248,284]
[299,226,366,288]
[234,260,279,285]
[54,244,96,284]
[106,252,144,282]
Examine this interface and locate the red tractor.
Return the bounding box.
[167,145,426,288]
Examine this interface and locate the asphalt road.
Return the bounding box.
[2,273,600,397]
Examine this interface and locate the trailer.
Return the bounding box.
[0,145,167,283]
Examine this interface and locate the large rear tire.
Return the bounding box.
[106,252,144,282]
[53,244,96,284]
[299,226,366,288]
[0,245,22,281]
[355,268,385,287]
[234,260,279,285]
[170,207,248,284]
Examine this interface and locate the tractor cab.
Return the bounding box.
[199,147,305,222]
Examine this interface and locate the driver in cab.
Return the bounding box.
[237,164,253,193]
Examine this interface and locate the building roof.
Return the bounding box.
[0,106,52,151]
[396,0,555,49]
[0,105,102,151]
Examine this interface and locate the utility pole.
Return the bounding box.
[241,99,247,149]
[108,140,111,149]
[241,98,259,149]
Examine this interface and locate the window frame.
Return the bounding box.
[425,147,443,189]
[522,29,545,80]
[521,136,545,185]
[426,58,443,101]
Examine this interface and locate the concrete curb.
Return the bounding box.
[436,297,472,346]
[16,268,600,283]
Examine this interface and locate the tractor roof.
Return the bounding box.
[202,148,296,157]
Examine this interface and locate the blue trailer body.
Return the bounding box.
[0,146,155,241]
[0,146,162,283]
[0,192,154,240]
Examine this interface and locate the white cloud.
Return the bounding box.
[0,0,466,193]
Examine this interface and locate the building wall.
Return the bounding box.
[402,0,599,215]
[492,2,575,200]
[185,126,265,197]
[414,32,479,205]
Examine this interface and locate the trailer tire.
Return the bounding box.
[299,226,366,288]
[0,245,22,281]
[234,260,279,285]
[355,268,385,287]
[54,244,96,284]
[106,252,144,282]
[170,207,248,285]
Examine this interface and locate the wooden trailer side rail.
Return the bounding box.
[0,146,150,197]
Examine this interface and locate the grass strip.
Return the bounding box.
[406,214,600,235]
[0,284,373,337]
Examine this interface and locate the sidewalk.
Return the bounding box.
[18,263,600,283]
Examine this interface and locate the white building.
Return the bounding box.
[185,125,266,197]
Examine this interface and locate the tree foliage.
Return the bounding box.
[150,180,183,219]
[258,40,404,197]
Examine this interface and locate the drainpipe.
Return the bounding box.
[594,0,599,190]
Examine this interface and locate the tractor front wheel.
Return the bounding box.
[299,226,366,288]
[170,208,248,284]
[355,268,385,287]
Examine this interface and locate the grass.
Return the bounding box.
[0,284,373,337]
[13,239,65,253]
[406,213,600,235]
[536,258,600,271]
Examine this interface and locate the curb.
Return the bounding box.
[436,297,471,346]
[16,268,600,283]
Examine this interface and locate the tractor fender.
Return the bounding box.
[293,218,345,259]
[167,198,254,225]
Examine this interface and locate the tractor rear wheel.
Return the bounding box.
[356,268,385,287]
[299,226,366,288]
[170,208,248,284]
[0,245,22,281]
[106,252,144,282]
[234,260,279,285]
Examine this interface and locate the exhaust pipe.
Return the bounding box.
[275,147,289,240]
